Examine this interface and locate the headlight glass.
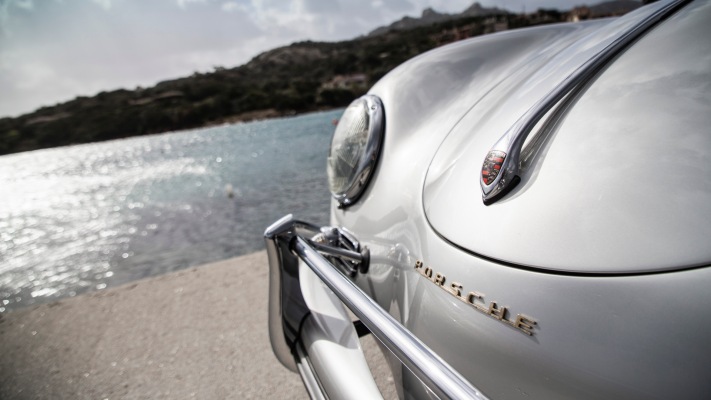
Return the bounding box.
[327,94,384,207]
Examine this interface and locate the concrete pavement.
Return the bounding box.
[0,251,396,399]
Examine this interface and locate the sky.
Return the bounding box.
[1,0,593,118]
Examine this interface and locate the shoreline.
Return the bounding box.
[0,106,343,158]
[0,251,308,399]
[0,250,396,399]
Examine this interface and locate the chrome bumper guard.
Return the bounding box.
[265,214,488,400]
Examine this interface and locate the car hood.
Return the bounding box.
[421,1,711,274]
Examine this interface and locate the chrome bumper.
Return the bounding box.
[265,214,488,400]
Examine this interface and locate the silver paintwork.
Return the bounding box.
[265,214,488,399]
[294,237,488,400]
[298,256,382,399]
[294,343,327,400]
[268,0,711,398]
[424,0,711,273]
[480,0,688,204]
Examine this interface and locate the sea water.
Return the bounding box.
[0,109,343,312]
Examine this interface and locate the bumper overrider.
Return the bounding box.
[265,214,488,400]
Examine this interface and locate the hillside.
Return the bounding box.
[0,2,640,155]
[367,2,510,36]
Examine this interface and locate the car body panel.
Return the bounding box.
[268,1,711,399]
[329,1,711,398]
[351,226,711,399]
[423,0,711,274]
[299,263,383,399]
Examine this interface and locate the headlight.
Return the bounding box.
[327,94,384,207]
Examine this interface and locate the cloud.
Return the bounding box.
[221,1,239,12]
[13,0,33,10]
[0,0,34,37]
[368,0,414,13]
[9,63,55,91]
[0,51,99,116]
[0,0,603,117]
[233,0,417,42]
[176,0,206,9]
[90,0,111,10]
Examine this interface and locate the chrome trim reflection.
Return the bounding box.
[480,0,689,205]
[265,214,320,372]
[265,215,489,400]
[295,342,328,400]
[329,94,385,207]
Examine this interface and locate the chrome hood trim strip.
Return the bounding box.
[480,0,690,204]
[265,214,488,400]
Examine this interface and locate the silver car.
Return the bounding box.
[265,0,711,398]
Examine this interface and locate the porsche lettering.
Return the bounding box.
[415,260,538,336]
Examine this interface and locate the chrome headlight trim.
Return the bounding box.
[327,94,384,207]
